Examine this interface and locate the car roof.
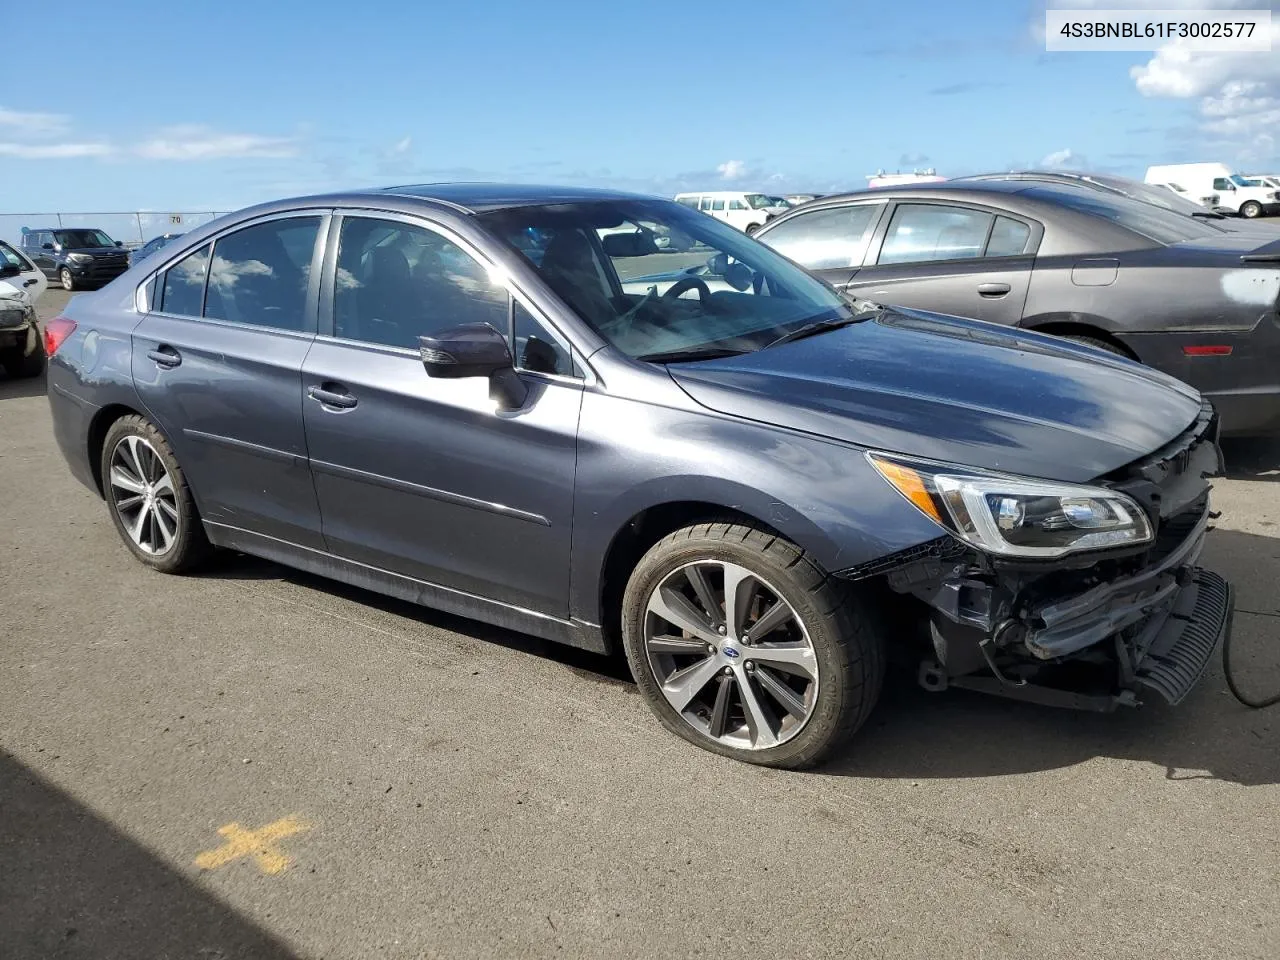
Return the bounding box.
[375,182,653,212]
[799,180,1109,209]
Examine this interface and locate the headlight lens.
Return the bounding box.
[870,453,1153,558]
[67,253,93,264]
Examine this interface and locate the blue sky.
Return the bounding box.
[2,0,1276,219]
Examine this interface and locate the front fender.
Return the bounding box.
[568,391,946,625]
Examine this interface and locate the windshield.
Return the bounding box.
[478,198,852,361]
[1229,175,1252,188]
[744,194,773,209]
[1026,185,1220,245]
[54,229,114,249]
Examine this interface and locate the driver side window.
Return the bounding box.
[332,216,507,349]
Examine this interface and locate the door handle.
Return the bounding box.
[146,345,182,368]
[308,384,358,409]
[23,278,37,287]
[977,282,1011,298]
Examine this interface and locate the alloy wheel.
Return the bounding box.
[108,435,179,555]
[60,268,74,291]
[643,560,819,750]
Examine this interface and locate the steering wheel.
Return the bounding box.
[661,275,712,306]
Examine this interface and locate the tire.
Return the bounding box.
[1240,201,1262,219]
[745,222,761,236]
[100,415,211,573]
[60,267,77,291]
[621,522,885,769]
[1,343,44,379]
[1062,333,1128,357]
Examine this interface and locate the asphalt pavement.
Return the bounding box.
[2,290,1278,959]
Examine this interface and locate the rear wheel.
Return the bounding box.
[1062,333,1128,357]
[621,522,885,769]
[1240,201,1262,219]
[100,415,211,573]
[59,267,77,291]
[745,222,761,236]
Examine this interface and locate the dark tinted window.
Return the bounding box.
[333,216,508,350]
[204,217,319,331]
[879,204,993,264]
[1213,177,1231,191]
[986,216,1031,257]
[760,204,882,269]
[512,299,574,376]
[160,244,211,317]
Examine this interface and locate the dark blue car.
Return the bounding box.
[44,184,1233,767]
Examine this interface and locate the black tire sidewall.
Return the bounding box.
[621,525,873,768]
[100,415,207,573]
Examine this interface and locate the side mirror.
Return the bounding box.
[115,240,123,247]
[419,322,528,411]
[707,253,730,274]
[0,263,19,280]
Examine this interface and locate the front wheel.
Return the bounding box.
[59,267,77,291]
[745,222,761,236]
[621,522,885,769]
[1240,201,1262,219]
[100,415,211,573]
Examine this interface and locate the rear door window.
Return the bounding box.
[878,204,993,265]
[204,217,321,331]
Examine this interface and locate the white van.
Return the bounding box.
[1145,163,1280,218]
[673,192,789,234]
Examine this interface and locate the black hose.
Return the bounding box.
[1223,626,1280,708]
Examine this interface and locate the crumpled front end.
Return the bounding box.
[843,401,1234,711]
[0,298,39,358]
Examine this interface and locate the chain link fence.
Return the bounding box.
[0,212,229,249]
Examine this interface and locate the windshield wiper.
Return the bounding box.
[764,310,880,349]
[1191,210,1226,219]
[637,346,748,364]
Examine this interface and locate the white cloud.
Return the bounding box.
[717,159,747,180]
[0,107,70,137]
[135,125,298,161]
[391,136,412,155]
[1129,20,1280,161]
[0,142,113,159]
[1041,148,1082,168]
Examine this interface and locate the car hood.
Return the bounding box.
[668,308,1203,484]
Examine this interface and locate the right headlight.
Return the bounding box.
[67,253,93,264]
[869,453,1153,559]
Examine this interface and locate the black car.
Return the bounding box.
[21,227,131,291]
[130,232,185,265]
[45,184,1232,768]
[756,181,1280,435]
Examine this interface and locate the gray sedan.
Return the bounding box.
[756,180,1280,434]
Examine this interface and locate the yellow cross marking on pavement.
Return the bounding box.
[194,815,309,876]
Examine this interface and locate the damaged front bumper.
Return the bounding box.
[847,402,1234,712]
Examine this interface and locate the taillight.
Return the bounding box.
[43,316,77,357]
